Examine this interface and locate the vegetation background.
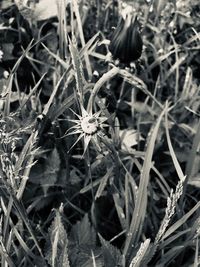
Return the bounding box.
[0,0,200,266]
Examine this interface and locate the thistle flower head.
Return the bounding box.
[109,14,143,64]
[66,106,108,155]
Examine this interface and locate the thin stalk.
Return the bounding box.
[87,66,119,113]
[85,149,97,229]
[73,0,92,79]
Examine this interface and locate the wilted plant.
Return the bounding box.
[109,13,143,64]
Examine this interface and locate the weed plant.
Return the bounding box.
[0,0,200,266]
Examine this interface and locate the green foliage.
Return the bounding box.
[99,234,122,267]
[69,214,102,267]
[45,208,70,267]
[30,147,60,196]
[0,0,200,266]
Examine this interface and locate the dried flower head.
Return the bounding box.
[66,107,108,155]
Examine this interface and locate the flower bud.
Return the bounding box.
[109,14,143,64]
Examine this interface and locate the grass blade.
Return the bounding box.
[165,105,185,181]
[123,105,166,264]
[162,201,200,240]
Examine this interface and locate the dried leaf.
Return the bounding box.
[119,129,141,151]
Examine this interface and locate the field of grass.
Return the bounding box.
[0,0,200,266]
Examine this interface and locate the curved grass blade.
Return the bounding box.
[123,105,166,265]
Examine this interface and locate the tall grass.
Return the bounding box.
[0,0,200,266]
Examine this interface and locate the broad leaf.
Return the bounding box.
[98,234,122,267]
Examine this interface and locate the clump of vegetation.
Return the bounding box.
[0,0,200,266]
